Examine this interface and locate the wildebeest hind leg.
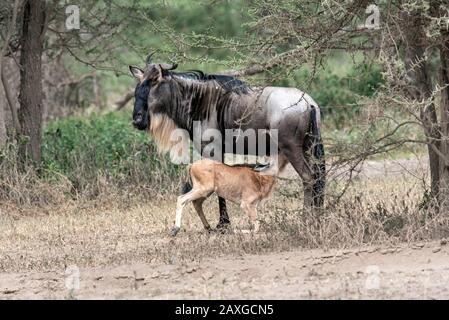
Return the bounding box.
[283,147,314,210]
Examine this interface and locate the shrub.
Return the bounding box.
[42,111,182,197]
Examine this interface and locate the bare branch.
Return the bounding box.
[115,90,134,110]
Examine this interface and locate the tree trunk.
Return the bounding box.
[1,61,21,134]
[439,29,449,213]
[18,0,46,166]
[0,104,6,147]
[402,10,441,200]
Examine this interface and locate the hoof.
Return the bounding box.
[170,226,180,237]
[216,221,231,230]
[214,227,232,235]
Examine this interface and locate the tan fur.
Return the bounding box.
[149,112,179,153]
[172,158,288,235]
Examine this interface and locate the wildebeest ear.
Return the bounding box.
[129,66,144,81]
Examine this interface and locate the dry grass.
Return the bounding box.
[1,169,448,273]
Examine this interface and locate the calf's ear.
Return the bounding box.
[129,66,145,81]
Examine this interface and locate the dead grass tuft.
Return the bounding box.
[1,168,448,273]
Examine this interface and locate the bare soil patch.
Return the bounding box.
[1,157,448,299]
[1,241,448,299]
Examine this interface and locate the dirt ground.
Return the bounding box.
[2,156,448,300]
[0,240,448,299]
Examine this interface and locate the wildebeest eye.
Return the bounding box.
[135,80,150,99]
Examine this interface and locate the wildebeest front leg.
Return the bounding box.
[217,196,230,229]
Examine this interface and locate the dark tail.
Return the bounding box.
[310,106,326,207]
[181,167,193,194]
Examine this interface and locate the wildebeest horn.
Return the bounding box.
[159,63,178,70]
[146,52,155,66]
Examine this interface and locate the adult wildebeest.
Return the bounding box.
[129,55,325,229]
[171,158,288,236]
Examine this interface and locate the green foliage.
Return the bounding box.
[66,0,385,131]
[42,111,181,194]
[276,60,384,129]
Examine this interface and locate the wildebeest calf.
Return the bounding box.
[171,157,287,236]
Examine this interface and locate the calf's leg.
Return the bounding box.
[192,198,212,232]
[241,202,259,234]
[171,190,205,236]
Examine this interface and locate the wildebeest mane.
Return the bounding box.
[170,70,249,94]
[164,73,252,135]
[142,68,251,153]
[135,69,247,111]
